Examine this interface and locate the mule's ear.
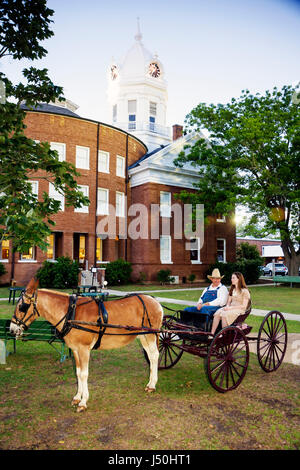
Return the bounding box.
[26,277,39,292]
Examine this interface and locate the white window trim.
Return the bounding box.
[160,191,171,218]
[116,191,125,217]
[97,188,109,215]
[98,150,110,174]
[190,237,202,264]
[29,180,39,197]
[217,238,226,263]
[49,183,65,212]
[76,145,90,170]
[19,247,36,262]
[116,155,125,178]
[160,235,173,264]
[217,215,226,223]
[74,185,89,213]
[50,142,66,162]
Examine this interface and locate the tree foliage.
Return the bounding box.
[175,85,300,274]
[0,0,89,253]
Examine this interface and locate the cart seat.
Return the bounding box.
[179,309,213,332]
[233,301,252,325]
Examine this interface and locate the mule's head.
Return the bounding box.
[10,278,39,337]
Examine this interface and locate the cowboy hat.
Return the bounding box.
[207,268,224,280]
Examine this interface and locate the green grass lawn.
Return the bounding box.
[0,338,299,450]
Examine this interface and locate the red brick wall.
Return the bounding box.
[2,111,146,285]
[129,182,236,282]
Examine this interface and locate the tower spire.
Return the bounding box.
[135,17,142,42]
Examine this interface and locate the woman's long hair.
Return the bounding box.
[229,272,248,296]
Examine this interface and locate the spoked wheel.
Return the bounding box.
[205,326,249,393]
[143,315,184,369]
[257,310,288,372]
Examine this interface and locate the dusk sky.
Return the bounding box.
[1,0,300,128]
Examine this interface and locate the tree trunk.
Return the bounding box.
[281,236,300,276]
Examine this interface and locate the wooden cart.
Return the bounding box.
[147,304,288,393]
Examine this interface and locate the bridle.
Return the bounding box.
[11,290,40,331]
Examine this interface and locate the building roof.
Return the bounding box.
[20,102,80,117]
[128,144,168,169]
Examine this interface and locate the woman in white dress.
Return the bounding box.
[210,272,251,335]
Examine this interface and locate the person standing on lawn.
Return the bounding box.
[210,272,251,335]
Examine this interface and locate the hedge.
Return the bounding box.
[36,256,80,289]
[206,259,262,285]
[102,259,132,286]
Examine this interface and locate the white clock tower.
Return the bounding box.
[107,20,171,152]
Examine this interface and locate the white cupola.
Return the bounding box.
[107,19,171,152]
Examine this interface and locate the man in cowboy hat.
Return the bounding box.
[196,268,228,314]
[182,268,228,329]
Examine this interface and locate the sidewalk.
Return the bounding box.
[107,289,300,323]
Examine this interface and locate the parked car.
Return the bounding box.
[262,263,288,276]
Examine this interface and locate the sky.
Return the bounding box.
[1,0,300,128]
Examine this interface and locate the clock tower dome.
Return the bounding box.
[107,20,171,152]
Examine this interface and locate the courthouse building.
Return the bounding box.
[1,26,236,285]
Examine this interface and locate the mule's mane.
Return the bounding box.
[38,289,70,298]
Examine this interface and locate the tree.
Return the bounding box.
[0,0,89,253]
[236,242,263,263]
[174,85,300,275]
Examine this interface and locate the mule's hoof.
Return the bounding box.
[72,399,80,407]
[76,405,87,413]
[145,386,155,393]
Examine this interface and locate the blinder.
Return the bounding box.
[12,291,40,331]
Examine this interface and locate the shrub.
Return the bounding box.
[104,259,132,286]
[206,259,262,286]
[0,262,6,279]
[188,273,196,283]
[36,256,79,289]
[157,269,175,285]
[236,242,263,263]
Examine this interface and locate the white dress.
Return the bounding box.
[215,288,251,325]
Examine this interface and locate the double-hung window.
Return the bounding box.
[49,183,64,211]
[98,151,110,173]
[29,180,39,198]
[160,191,171,217]
[50,142,66,162]
[190,237,201,264]
[97,188,109,215]
[0,240,9,261]
[160,235,172,264]
[116,155,125,178]
[128,100,137,130]
[217,239,226,262]
[76,146,90,170]
[20,247,35,261]
[116,191,125,217]
[75,185,89,213]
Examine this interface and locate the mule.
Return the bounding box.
[9,278,163,412]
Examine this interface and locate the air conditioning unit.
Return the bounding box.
[171,275,179,284]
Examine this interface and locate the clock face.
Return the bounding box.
[111,65,118,80]
[148,62,160,78]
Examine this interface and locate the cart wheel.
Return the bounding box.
[143,315,184,369]
[257,310,287,372]
[205,326,249,393]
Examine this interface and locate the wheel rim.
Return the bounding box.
[157,315,184,369]
[206,327,249,392]
[257,310,288,372]
[158,329,184,369]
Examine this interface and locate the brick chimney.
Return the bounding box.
[172,124,183,141]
